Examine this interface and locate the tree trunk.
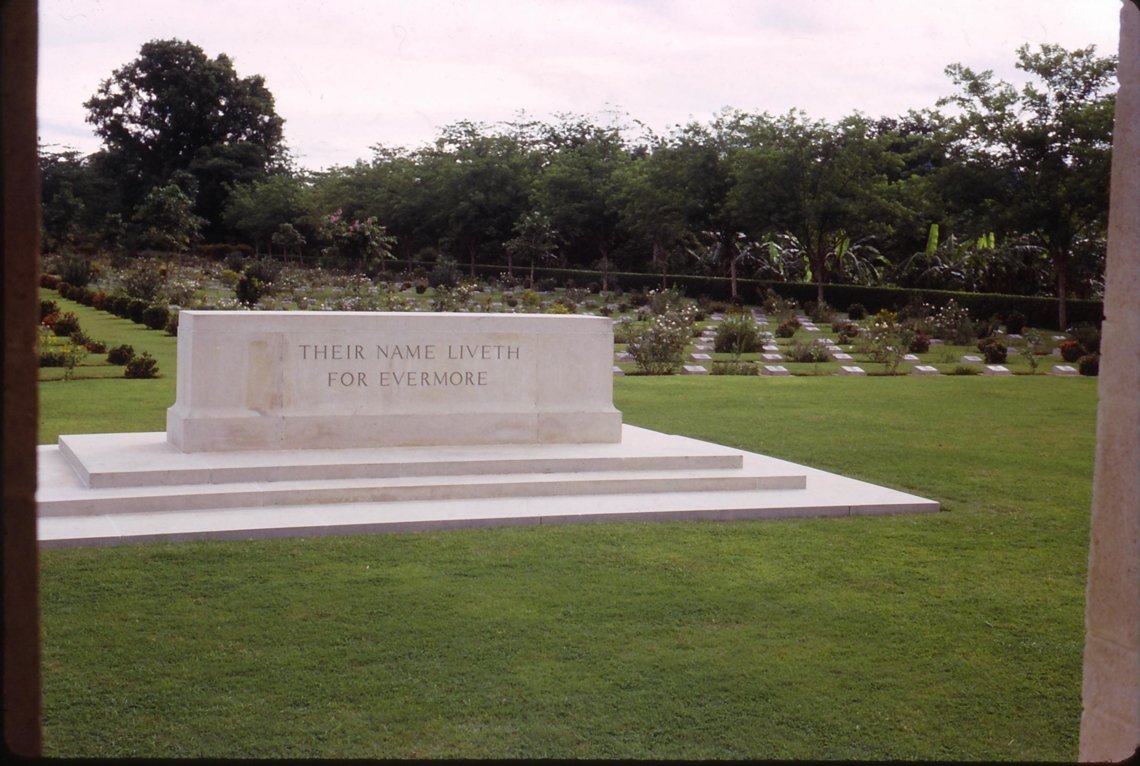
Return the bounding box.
[600,245,610,292]
[468,242,476,278]
[729,255,738,300]
[1054,248,1069,330]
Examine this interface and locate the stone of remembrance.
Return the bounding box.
[38,311,938,546]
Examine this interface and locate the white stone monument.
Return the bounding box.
[38,311,939,546]
[167,311,622,451]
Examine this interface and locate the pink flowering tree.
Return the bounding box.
[318,209,396,271]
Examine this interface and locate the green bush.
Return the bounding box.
[1004,310,1027,335]
[846,303,867,321]
[142,305,170,331]
[52,311,81,338]
[40,300,59,320]
[107,295,131,318]
[775,319,800,338]
[710,361,756,375]
[59,253,93,288]
[909,333,931,353]
[627,306,696,375]
[39,349,69,367]
[165,312,179,337]
[977,338,1008,364]
[106,344,135,365]
[1070,322,1101,354]
[127,299,148,324]
[1078,354,1100,377]
[428,258,460,289]
[124,352,160,379]
[713,314,761,356]
[788,340,829,363]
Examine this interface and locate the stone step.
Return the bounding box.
[58,431,745,489]
[39,465,805,518]
[37,425,940,548]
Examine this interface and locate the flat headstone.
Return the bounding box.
[929,339,944,346]
[1052,365,1080,376]
[960,355,983,363]
[710,314,724,321]
[837,365,866,376]
[689,353,712,362]
[831,352,854,361]
[755,319,769,326]
[1006,334,1023,341]
[1052,348,1063,356]
[760,365,790,376]
[1052,335,1067,341]
[982,365,1011,376]
[682,365,709,375]
[804,326,821,332]
[1006,347,1020,355]
[612,366,625,376]
[911,365,940,376]
[614,351,634,361]
[762,344,780,352]
[903,354,919,362]
[825,345,843,352]
[761,353,784,362]
[818,338,835,344]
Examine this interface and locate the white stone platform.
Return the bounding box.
[37,425,939,548]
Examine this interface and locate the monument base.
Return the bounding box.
[37,425,939,548]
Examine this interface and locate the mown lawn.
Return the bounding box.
[37,353,1097,758]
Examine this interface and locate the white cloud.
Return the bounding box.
[38,0,1123,169]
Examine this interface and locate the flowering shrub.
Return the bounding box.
[788,340,829,363]
[909,333,931,353]
[627,305,697,375]
[926,299,974,344]
[647,287,684,316]
[775,318,800,338]
[319,209,396,271]
[977,337,1007,364]
[1078,354,1100,376]
[1059,340,1084,363]
[859,310,910,373]
[714,313,761,356]
[834,320,860,344]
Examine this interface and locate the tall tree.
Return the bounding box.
[731,111,898,303]
[84,39,286,240]
[534,116,632,290]
[940,43,1116,328]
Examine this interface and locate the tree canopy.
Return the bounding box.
[45,41,1116,319]
[83,38,286,243]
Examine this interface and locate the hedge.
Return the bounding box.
[458,265,1101,331]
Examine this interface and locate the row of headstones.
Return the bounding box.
[613,316,1081,377]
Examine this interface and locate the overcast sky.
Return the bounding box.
[38,0,1124,170]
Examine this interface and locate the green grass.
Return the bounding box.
[38,368,1097,759]
[39,291,176,443]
